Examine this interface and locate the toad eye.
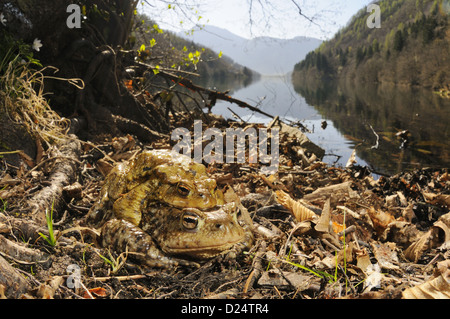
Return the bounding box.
[177,184,190,197]
[182,212,199,230]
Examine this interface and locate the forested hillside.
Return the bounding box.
[293,0,449,92]
[133,15,256,84]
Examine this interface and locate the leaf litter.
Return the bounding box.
[0,113,449,299]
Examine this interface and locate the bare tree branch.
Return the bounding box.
[290,0,316,24]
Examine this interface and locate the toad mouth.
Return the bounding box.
[164,238,243,254]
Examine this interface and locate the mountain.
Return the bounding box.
[134,15,256,85]
[178,25,322,75]
[292,0,450,91]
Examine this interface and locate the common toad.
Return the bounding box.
[87,149,225,226]
[101,202,252,267]
[86,149,252,267]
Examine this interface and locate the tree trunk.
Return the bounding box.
[1,0,165,137]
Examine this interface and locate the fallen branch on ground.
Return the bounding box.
[137,62,278,120]
[27,137,81,224]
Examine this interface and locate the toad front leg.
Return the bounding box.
[111,181,156,226]
[100,219,200,268]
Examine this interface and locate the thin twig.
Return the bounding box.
[368,124,379,149]
[227,107,247,123]
[93,274,150,282]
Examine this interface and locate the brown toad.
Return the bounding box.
[86,149,225,226]
[101,202,252,267]
[86,149,252,267]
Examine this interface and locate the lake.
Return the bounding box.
[207,75,450,176]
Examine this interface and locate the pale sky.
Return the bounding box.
[141,0,372,40]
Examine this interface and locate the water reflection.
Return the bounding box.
[197,73,256,94]
[209,75,371,170]
[293,80,450,175]
[210,75,323,123]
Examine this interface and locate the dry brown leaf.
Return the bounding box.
[223,185,253,227]
[0,174,20,187]
[371,242,399,270]
[345,148,357,167]
[96,158,114,177]
[356,249,372,273]
[18,151,35,168]
[368,206,395,232]
[276,190,318,222]
[439,172,449,182]
[257,269,316,292]
[0,222,10,234]
[436,260,450,277]
[83,287,109,298]
[423,192,450,208]
[402,203,416,222]
[266,174,276,183]
[381,221,421,247]
[0,284,6,299]
[404,229,435,262]
[404,214,450,262]
[0,188,12,201]
[402,273,450,299]
[36,276,64,299]
[35,137,45,165]
[112,134,135,153]
[315,198,331,233]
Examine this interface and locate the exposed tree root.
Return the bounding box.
[0,234,51,267]
[27,137,81,224]
[0,255,32,298]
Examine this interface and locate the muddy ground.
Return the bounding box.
[0,113,449,300]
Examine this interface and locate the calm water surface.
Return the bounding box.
[208,75,450,176]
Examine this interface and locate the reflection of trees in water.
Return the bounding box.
[293,79,450,175]
[196,72,257,94]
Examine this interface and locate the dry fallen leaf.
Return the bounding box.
[96,158,114,177]
[276,190,318,222]
[404,212,450,262]
[356,249,372,273]
[404,229,436,263]
[0,284,7,299]
[332,221,346,235]
[368,206,395,232]
[112,134,136,154]
[345,148,357,167]
[257,269,316,292]
[371,242,399,270]
[402,272,450,299]
[83,287,109,299]
[423,192,450,208]
[36,276,64,299]
[302,181,354,205]
[315,198,331,233]
[0,174,20,187]
[364,263,383,292]
[18,150,35,168]
[223,185,253,227]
